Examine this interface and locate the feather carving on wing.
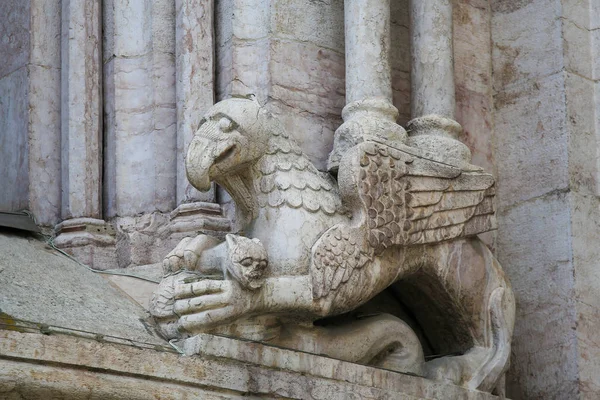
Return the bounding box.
[311,225,373,299]
[310,140,497,300]
[349,141,497,249]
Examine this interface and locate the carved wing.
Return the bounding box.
[404,168,496,245]
[341,141,496,252]
[311,225,373,299]
[311,140,496,299]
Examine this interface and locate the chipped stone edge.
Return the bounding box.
[0,330,504,400]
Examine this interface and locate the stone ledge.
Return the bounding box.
[0,330,504,400]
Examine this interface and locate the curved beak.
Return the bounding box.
[185,135,217,192]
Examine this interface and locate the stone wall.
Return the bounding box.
[492,0,600,398]
[215,0,346,172]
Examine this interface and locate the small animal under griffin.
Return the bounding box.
[150,98,515,394]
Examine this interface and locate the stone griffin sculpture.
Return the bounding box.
[150,98,515,394]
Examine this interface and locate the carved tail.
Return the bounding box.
[466,287,511,392]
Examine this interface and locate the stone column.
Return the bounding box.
[344,0,392,105]
[60,0,103,220]
[169,0,228,240]
[0,0,62,227]
[103,0,177,219]
[54,0,116,269]
[407,0,472,170]
[101,0,229,269]
[175,0,216,205]
[327,0,406,172]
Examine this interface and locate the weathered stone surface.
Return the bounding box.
[492,0,564,89]
[328,0,409,172]
[216,0,346,172]
[390,0,411,126]
[28,0,62,227]
[106,264,161,309]
[151,98,514,393]
[570,191,600,397]
[454,0,495,175]
[0,1,30,80]
[175,0,216,204]
[113,204,230,269]
[5,1,600,398]
[492,1,600,397]
[53,218,118,271]
[496,192,579,399]
[344,0,393,104]
[493,72,569,209]
[272,0,344,51]
[0,0,62,226]
[103,0,177,218]
[0,231,163,345]
[269,38,345,171]
[0,68,29,213]
[406,0,476,171]
[0,330,504,400]
[27,60,62,227]
[410,0,455,118]
[60,0,103,220]
[0,0,30,214]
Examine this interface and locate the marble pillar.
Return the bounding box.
[55,0,116,268]
[327,0,406,172]
[410,0,454,118]
[103,0,177,218]
[344,0,392,105]
[0,0,63,227]
[175,0,216,204]
[101,0,228,269]
[60,0,103,220]
[407,0,473,170]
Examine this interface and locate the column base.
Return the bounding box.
[53,203,231,271]
[328,98,407,172]
[407,114,480,171]
[113,202,231,269]
[54,218,117,270]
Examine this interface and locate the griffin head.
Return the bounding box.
[186,98,284,192]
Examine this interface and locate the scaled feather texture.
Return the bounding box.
[255,135,342,216]
[310,141,496,299]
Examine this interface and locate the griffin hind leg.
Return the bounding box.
[423,278,514,391]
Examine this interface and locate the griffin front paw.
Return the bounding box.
[173,278,260,333]
[163,234,221,275]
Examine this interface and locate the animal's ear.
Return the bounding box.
[225,234,239,248]
[251,238,261,244]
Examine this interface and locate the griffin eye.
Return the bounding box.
[218,117,234,132]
